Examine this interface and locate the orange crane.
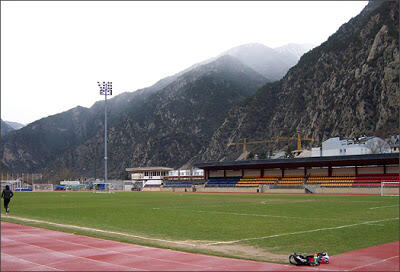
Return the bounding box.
[227,132,313,160]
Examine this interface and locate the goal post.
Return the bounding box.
[33,184,54,191]
[381,182,400,196]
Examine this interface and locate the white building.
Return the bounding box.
[1,179,23,190]
[168,168,204,177]
[312,136,391,157]
[125,167,173,189]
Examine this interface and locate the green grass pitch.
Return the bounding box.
[1,191,399,263]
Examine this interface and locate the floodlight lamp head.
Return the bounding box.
[98,81,112,96]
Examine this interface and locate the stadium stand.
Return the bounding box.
[195,153,399,192]
[353,173,399,187]
[199,173,398,189]
[307,176,355,187]
[236,176,278,187]
[277,177,304,185]
[205,176,241,187]
[163,176,206,188]
[163,181,206,187]
[305,174,399,187]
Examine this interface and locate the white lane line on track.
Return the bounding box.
[369,205,399,210]
[7,227,214,271]
[205,217,399,246]
[4,215,198,247]
[3,238,143,271]
[1,252,63,271]
[348,255,399,271]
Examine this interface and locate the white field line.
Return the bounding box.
[369,205,399,210]
[3,215,199,247]
[205,217,399,246]
[5,214,398,252]
[169,208,355,222]
[348,255,399,271]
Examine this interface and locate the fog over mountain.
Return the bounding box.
[221,43,315,81]
[275,43,316,59]
[5,121,25,130]
[147,42,313,91]
[1,120,14,136]
[274,43,316,66]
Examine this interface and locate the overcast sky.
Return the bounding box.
[1,1,368,125]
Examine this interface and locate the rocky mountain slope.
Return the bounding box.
[1,55,267,177]
[197,1,399,162]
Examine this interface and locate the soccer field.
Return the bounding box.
[1,191,399,263]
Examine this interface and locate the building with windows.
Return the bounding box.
[168,168,204,177]
[311,136,392,157]
[125,167,173,189]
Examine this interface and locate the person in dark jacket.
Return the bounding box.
[1,185,14,215]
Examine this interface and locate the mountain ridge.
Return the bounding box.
[1,120,14,136]
[196,0,399,162]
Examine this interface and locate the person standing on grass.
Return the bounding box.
[1,185,14,215]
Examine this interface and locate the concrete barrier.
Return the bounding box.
[316,187,380,195]
[151,186,392,195]
[142,187,162,192]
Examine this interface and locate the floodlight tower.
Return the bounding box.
[98,81,112,185]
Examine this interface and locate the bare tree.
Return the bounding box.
[365,137,391,154]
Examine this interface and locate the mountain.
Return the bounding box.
[1,55,267,177]
[274,43,316,66]
[221,43,313,81]
[197,1,399,162]
[5,121,25,130]
[274,43,316,59]
[1,120,26,136]
[2,1,396,178]
[1,106,96,172]
[103,55,267,173]
[1,120,15,136]
[171,42,314,83]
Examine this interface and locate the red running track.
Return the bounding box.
[1,222,398,271]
